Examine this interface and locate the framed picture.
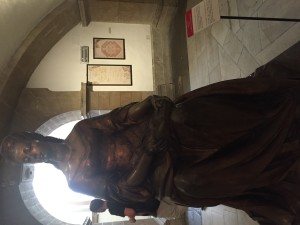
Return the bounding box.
[87,64,132,86]
[93,38,125,59]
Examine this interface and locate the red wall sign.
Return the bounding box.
[185,9,194,37]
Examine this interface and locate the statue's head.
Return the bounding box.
[0,132,63,164]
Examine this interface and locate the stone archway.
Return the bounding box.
[0,0,81,139]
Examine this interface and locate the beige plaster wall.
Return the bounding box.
[27,22,153,91]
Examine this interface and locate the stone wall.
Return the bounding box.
[9,88,153,134]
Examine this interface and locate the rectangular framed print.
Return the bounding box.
[87,64,132,86]
[93,38,125,59]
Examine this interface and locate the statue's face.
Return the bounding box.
[1,137,48,163]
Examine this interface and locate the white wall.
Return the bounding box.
[27,22,153,91]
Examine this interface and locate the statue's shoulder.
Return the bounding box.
[62,125,93,181]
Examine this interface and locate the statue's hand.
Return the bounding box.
[127,95,173,124]
[150,95,174,111]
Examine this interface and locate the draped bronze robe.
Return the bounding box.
[163,76,300,225]
[70,66,300,225]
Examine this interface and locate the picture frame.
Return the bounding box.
[87,64,132,86]
[93,38,125,59]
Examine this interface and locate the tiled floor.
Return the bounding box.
[201,205,258,225]
[185,208,203,225]
[187,0,300,90]
[181,0,300,225]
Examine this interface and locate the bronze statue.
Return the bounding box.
[1,74,300,225]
